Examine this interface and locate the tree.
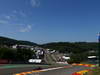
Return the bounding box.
[16,48,35,61]
[68,52,88,63]
[0,48,16,60]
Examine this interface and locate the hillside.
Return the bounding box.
[0,36,98,53]
[40,42,98,53]
[0,36,37,46]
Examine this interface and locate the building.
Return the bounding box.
[12,44,34,50]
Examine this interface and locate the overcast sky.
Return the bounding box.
[0,0,100,44]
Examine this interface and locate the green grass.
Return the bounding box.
[86,67,100,75]
[0,64,50,69]
[92,67,100,75]
[0,64,67,69]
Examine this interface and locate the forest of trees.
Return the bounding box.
[0,48,35,63]
[0,36,37,46]
[41,42,98,63]
[0,36,99,63]
[41,42,98,53]
[0,36,37,63]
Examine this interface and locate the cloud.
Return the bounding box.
[30,0,40,7]
[20,25,32,32]
[13,10,27,17]
[5,15,11,20]
[13,10,17,13]
[0,14,12,20]
[20,11,26,17]
[0,20,8,24]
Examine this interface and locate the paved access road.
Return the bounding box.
[0,65,91,75]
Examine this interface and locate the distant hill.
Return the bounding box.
[0,36,38,46]
[40,42,98,53]
[17,40,37,46]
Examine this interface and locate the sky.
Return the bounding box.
[0,0,100,44]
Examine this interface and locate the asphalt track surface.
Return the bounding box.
[37,66,91,75]
[0,65,92,75]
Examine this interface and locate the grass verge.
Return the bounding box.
[86,67,100,75]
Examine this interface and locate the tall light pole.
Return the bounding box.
[98,32,100,66]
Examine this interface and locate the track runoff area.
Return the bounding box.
[13,64,96,75]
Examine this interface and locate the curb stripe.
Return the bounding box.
[72,64,96,67]
[72,64,96,75]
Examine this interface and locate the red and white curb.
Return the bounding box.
[72,64,97,75]
[72,64,97,67]
[72,69,91,75]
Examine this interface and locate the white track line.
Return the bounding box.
[40,67,64,71]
